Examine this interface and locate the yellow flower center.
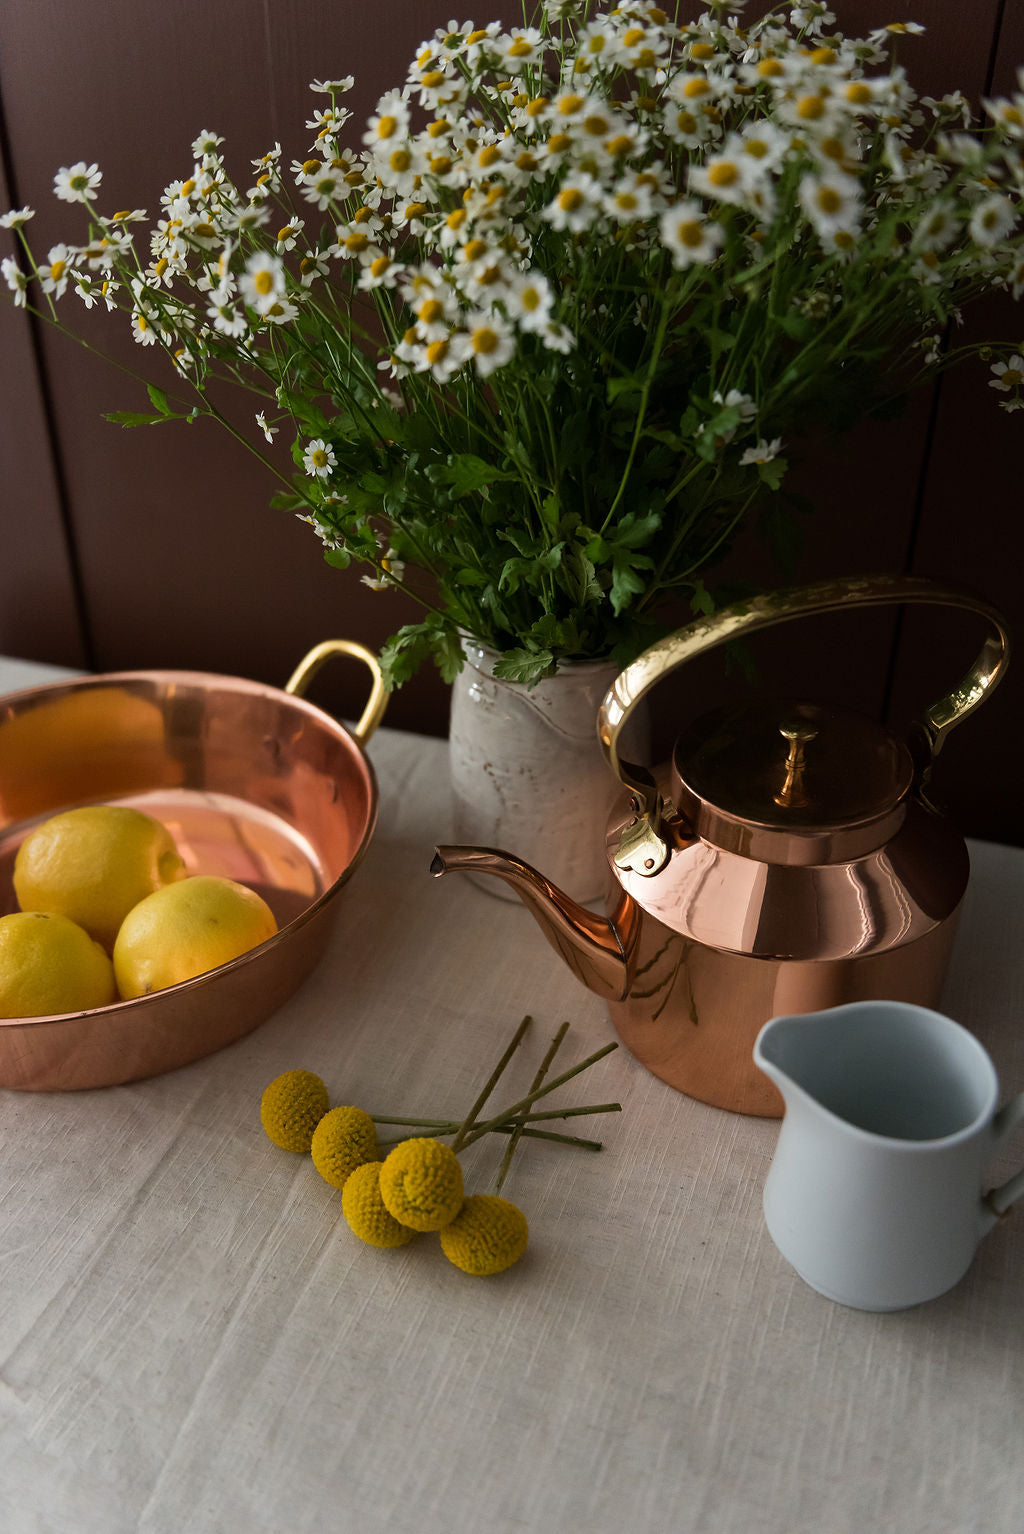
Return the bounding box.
[253,269,274,295]
[709,161,739,187]
[419,298,444,324]
[676,110,698,134]
[311,448,328,469]
[478,144,501,167]
[547,133,572,154]
[462,237,488,261]
[691,42,716,61]
[520,285,541,310]
[757,58,784,78]
[345,231,369,251]
[820,137,846,161]
[50,259,66,281]
[623,27,646,47]
[376,115,398,139]
[558,187,585,211]
[370,256,391,277]
[1003,365,1024,386]
[684,78,711,98]
[446,208,467,230]
[527,96,549,117]
[816,187,843,214]
[466,28,488,43]
[429,153,454,174]
[745,137,769,158]
[615,191,639,211]
[605,134,633,157]
[676,219,705,248]
[833,230,855,249]
[421,70,445,88]
[277,225,295,241]
[472,326,500,354]
[508,37,533,57]
[558,94,584,115]
[516,151,538,171]
[302,159,321,175]
[136,313,149,332]
[798,95,826,120]
[389,149,412,173]
[811,46,837,65]
[428,118,450,138]
[426,338,449,365]
[154,257,169,276]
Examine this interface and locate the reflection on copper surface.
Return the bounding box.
[0,653,383,1091]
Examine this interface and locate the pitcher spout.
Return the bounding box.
[430,845,635,1002]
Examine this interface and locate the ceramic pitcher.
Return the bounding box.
[753,1002,1024,1310]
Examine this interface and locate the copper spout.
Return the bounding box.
[430,845,635,1002]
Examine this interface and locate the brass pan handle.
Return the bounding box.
[285,639,388,746]
[598,574,1010,877]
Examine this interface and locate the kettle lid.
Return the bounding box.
[671,701,915,848]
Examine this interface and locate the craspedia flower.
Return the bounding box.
[439,1195,529,1276]
[260,1069,330,1152]
[378,1137,464,1232]
[342,1160,418,1248]
[311,1105,379,1188]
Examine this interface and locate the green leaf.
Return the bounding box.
[323,548,351,570]
[757,455,789,492]
[146,383,172,416]
[491,647,556,685]
[427,454,512,498]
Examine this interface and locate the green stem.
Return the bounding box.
[458,1040,619,1150]
[495,1020,569,1194]
[451,1014,532,1153]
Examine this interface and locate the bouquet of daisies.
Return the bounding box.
[4,1,1023,685]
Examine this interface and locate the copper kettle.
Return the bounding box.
[432,576,1011,1116]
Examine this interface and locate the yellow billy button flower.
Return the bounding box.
[342,1162,418,1248]
[261,1069,330,1152]
[379,1137,464,1232]
[439,1195,529,1276]
[311,1105,379,1189]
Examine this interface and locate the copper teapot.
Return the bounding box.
[432,576,1011,1116]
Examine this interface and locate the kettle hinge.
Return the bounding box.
[613,802,670,878]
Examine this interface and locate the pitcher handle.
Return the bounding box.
[597,574,1010,877]
[285,639,388,746]
[985,1092,1024,1219]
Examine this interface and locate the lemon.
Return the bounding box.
[13,805,186,951]
[113,874,278,999]
[0,911,117,1018]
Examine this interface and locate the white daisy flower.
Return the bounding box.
[255,412,279,442]
[543,173,604,233]
[988,356,1024,392]
[40,243,74,298]
[364,91,411,154]
[659,202,725,268]
[310,76,355,94]
[1,256,28,306]
[191,129,224,161]
[0,206,34,229]
[239,251,287,314]
[798,171,862,241]
[206,288,248,337]
[303,438,337,479]
[713,389,758,422]
[504,270,555,332]
[298,163,347,211]
[53,162,102,203]
[969,194,1017,248]
[457,313,516,377]
[740,437,783,466]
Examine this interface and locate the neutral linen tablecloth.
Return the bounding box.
[0,657,1021,1534]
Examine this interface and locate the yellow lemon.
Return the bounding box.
[113,874,278,999]
[13,805,186,951]
[0,910,117,1018]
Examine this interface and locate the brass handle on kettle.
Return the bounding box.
[285,639,388,745]
[597,574,1011,877]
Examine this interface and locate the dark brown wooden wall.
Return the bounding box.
[1,2,1021,842]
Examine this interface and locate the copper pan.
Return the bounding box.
[0,640,387,1090]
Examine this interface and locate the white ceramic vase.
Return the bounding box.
[449,637,643,904]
